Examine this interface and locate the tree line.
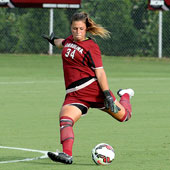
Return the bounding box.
[0,0,170,57]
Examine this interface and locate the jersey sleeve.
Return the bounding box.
[88,43,103,69]
[62,35,73,46]
[62,39,67,46]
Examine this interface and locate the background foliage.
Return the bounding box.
[0,0,170,57]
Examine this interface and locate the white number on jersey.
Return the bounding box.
[65,48,76,59]
[70,50,76,59]
[65,48,71,57]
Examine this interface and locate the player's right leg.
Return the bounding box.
[117,88,134,121]
[117,88,134,99]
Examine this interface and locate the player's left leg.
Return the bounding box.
[47,105,81,164]
[48,105,82,164]
[59,105,82,156]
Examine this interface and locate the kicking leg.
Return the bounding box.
[117,88,134,121]
[103,88,134,122]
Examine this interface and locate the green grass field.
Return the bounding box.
[0,54,170,170]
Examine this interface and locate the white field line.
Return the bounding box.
[0,146,48,164]
[0,155,47,164]
[0,80,63,85]
[108,77,170,81]
[0,77,169,85]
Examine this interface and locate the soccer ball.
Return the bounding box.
[92,143,115,165]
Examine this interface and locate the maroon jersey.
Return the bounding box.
[62,35,103,90]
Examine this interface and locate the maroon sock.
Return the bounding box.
[60,116,74,156]
[119,94,132,122]
[62,138,74,156]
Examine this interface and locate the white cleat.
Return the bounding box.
[117,88,134,98]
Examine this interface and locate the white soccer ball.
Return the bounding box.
[92,143,115,165]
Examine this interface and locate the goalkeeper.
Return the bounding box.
[42,12,134,164]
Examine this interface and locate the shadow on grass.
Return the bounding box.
[22,159,96,166]
[0,155,96,166]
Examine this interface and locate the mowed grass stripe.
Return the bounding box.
[0,54,170,170]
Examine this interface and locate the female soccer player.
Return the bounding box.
[43,12,134,164]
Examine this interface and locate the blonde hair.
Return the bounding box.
[71,12,110,39]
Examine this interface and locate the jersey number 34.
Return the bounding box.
[65,48,76,59]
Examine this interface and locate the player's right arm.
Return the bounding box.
[54,39,64,48]
[42,32,64,49]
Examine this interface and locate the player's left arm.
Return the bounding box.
[95,68,120,113]
[94,68,109,91]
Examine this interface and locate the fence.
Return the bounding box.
[0,0,170,57]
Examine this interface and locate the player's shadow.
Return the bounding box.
[73,163,97,166]
[9,154,97,166]
[22,155,97,166]
[24,161,96,166]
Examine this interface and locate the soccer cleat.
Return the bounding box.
[117,88,134,98]
[47,151,73,164]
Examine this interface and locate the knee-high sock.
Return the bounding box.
[60,116,74,156]
[119,94,132,122]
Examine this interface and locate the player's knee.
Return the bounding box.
[119,110,132,122]
[119,116,131,122]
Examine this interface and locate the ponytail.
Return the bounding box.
[71,12,110,39]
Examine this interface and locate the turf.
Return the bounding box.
[0,54,170,170]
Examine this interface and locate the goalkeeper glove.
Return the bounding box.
[103,90,120,113]
[42,32,59,46]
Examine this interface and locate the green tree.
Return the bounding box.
[83,0,139,56]
[163,12,170,57]
[15,9,70,54]
[0,9,18,53]
[131,0,158,56]
[0,1,167,57]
